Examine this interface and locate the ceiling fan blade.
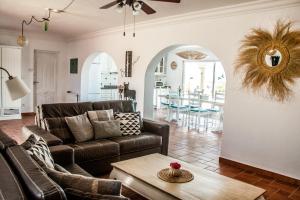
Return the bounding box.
[100,0,120,9]
[149,0,180,3]
[141,2,156,14]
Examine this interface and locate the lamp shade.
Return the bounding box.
[5,76,30,100]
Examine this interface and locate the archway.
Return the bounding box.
[81,52,118,102]
[144,44,226,129]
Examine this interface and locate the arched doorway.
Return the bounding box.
[81,52,118,102]
[144,44,226,132]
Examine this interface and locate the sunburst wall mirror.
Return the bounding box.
[236,20,300,101]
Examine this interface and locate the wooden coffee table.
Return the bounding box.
[110,154,266,200]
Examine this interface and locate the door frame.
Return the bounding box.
[33,49,59,108]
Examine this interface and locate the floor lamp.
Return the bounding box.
[0,67,30,100]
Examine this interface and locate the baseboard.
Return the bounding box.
[219,157,300,186]
[21,112,36,116]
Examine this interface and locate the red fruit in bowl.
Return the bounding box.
[170,162,181,169]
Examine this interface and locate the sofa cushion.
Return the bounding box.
[40,102,93,119]
[49,145,74,166]
[92,100,134,113]
[109,133,162,154]
[114,112,141,135]
[45,117,75,144]
[94,120,122,140]
[68,140,119,163]
[0,154,26,200]
[63,164,92,177]
[65,113,94,143]
[87,109,114,122]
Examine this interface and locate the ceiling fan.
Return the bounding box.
[100,0,181,15]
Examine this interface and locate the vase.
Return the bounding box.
[169,168,182,177]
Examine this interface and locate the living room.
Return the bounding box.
[0,0,300,200]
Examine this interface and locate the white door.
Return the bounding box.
[34,50,58,106]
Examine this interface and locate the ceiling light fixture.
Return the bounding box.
[100,0,181,37]
[133,1,142,11]
[17,0,75,47]
[116,3,124,13]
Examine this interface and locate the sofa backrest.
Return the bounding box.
[92,100,135,113]
[36,100,135,128]
[0,130,26,200]
[0,129,18,151]
[0,153,26,200]
[6,145,67,200]
[40,102,93,119]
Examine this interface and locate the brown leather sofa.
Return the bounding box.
[25,100,170,176]
[0,129,128,200]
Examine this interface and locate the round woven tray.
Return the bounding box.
[157,168,194,183]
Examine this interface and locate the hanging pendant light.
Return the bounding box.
[17,35,28,47]
[16,0,75,47]
[43,18,50,31]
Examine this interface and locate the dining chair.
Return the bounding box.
[184,92,210,132]
[206,92,225,130]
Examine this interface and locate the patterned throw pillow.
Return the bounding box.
[24,134,55,169]
[114,112,141,135]
[87,109,114,122]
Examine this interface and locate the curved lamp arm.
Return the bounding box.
[0,67,13,79]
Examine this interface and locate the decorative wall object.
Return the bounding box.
[176,51,207,60]
[236,20,300,101]
[70,58,78,74]
[170,61,177,70]
[125,51,133,77]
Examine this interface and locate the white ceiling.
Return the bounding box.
[0,0,257,38]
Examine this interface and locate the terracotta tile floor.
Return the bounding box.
[0,115,299,200]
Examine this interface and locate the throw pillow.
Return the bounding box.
[94,120,122,139]
[46,169,122,196]
[87,109,114,122]
[114,112,141,135]
[65,113,94,143]
[64,188,128,200]
[23,134,55,169]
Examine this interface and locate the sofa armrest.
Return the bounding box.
[49,145,74,166]
[22,126,63,146]
[142,119,169,155]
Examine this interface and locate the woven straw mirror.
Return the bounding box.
[236,20,300,101]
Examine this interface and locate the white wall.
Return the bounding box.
[0,29,68,112]
[166,53,184,91]
[66,0,300,179]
